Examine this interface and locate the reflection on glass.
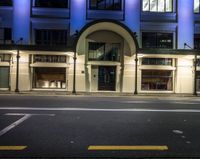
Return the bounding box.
[142,0,172,12]
[142,70,173,91]
[166,0,172,12]
[150,0,157,11]
[194,0,200,13]
[143,0,149,11]
[158,0,164,12]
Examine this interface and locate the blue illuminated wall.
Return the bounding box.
[178,0,194,49]
[124,0,140,45]
[13,0,30,44]
[70,0,86,35]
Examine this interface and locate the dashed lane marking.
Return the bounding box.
[0,146,27,151]
[88,146,168,151]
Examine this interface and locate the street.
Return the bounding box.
[0,95,200,158]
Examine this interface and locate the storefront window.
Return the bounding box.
[142,58,173,66]
[88,42,120,61]
[142,70,173,91]
[33,68,66,89]
[90,0,122,10]
[142,0,173,12]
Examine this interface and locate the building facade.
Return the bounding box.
[0,0,200,94]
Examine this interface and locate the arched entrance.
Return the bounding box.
[76,20,138,92]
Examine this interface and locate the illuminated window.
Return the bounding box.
[142,32,173,48]
[194,0,200,13]
[33,68,66,89]
[35,29,68,46]
[142,0,173,12]
[35,0,68,8]
[0,0,12,6]
[88,42,120,61]
[89,0,122,10]
[142,70,173,91]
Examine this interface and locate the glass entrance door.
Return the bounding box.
[98,66,116,91]
[0,67,9,88]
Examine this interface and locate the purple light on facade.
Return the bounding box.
[124,0,140,42]
[178,0,194,49]
[13,0,30,44]
[70,0,86,35]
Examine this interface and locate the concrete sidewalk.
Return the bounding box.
[0,90,199,98]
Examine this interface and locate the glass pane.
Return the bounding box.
[90,0,97,8]
[157,33,173,48]
[0,0,12,6]
[197,71,200,91]
[97,0,105,9]
[143,0,149,11]
[158,0,164,12]
[142,70,173,91]
[0,67,9,88]
[142,32,157,48]
[194,0,200,13]
[105,43,120,61]
[166,0,172,12]
[88,43,105,61]
[33,68,66,89]
[150,0,157,11]
[35,0,68,8]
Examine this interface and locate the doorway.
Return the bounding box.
[98,66,116,91]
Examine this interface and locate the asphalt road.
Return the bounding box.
[0,95,200,159]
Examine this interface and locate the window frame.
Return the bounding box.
[0,0,12,6]
[0,54,11,62]
[88,42,121,62]
[142,58,173,66]
[34,0,69,8]
[142,32,174,49]
[34,29,68,46]
[89,0,122,11]
[141,69,173,91]
[194,0,200,13]
[142,0,173,13]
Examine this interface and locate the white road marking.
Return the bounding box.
[173,130,184,134]
[0,107,200,113]
[0,113,55,137]
[0,114,31,136]
[121,101,150,104]
[5,113,55,116]
[172,102,198,105]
